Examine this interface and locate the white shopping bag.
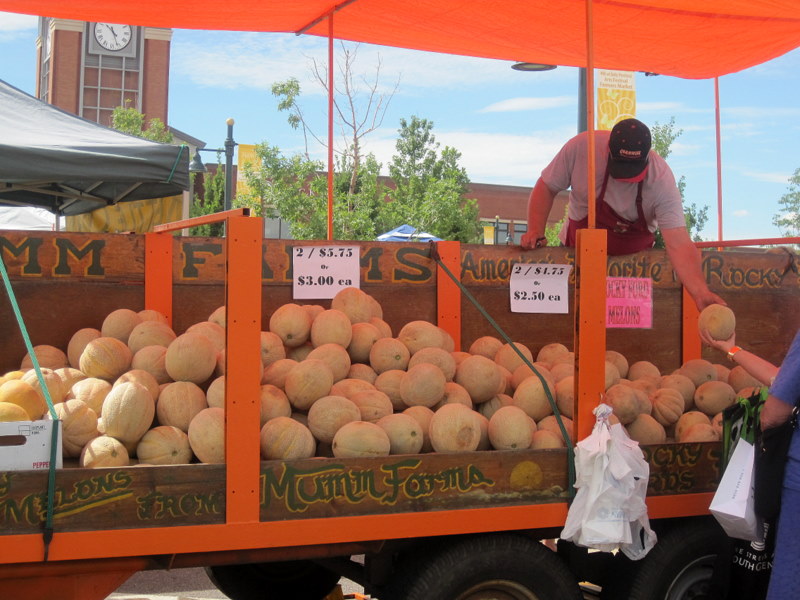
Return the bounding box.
[560,404,657,560]
[709,436,763,542]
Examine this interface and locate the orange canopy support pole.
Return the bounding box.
[327,13,335,241]
[144,232,173,327]
[224,215,263,524]
[715,77,724,241]
[574,228,607,442]
[682,285,701,363]
[585,0,596,228]
[435,241,461,351]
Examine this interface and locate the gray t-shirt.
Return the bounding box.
[540,130,686,243]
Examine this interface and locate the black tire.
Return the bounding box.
[625,518,727,600]
[205,560,340,600]
[380,533,583,600]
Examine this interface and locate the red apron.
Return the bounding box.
[565,165,655,255]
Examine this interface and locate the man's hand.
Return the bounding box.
[520,232,546,250]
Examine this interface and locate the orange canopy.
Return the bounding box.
[3,0,800,79]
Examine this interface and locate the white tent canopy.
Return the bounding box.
[0,206,55,231]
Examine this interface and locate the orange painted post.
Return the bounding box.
[682,286,701,363]
[574,228,608,442]
[144,232,173,327]
[435,241,461,351]
[224,215,263,524]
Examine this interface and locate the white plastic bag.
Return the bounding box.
[709,436,763,542]
[560,404,657,560]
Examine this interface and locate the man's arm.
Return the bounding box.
[520,178,558,249]
[660,226,725,310]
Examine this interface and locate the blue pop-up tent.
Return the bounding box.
[377,224,442,242]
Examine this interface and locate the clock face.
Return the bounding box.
[93,23,133,52]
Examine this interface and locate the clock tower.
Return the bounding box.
[36,18,172,128]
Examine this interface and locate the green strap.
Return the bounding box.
[166,144,189,184]
[0,253,60,561]
[429,244,577,497]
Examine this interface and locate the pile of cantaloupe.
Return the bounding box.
[0,291,751,467]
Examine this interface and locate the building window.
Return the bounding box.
[481,219,526,244]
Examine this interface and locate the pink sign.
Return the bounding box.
[606,277,652,329]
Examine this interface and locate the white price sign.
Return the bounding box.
[292,245,360,299]
[509,263,572,314]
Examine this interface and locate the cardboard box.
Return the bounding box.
[0,420,63,470]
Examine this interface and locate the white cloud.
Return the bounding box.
[0,13,37,32]
[742,170,792,184]
[480,96,575,113]
[732,210,749,217]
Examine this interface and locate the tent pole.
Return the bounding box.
[715,77,723,241]
[327,14,335,241]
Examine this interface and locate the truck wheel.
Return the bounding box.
[205,560,340,600]
[380,533,583,600]
[625,518,726,600]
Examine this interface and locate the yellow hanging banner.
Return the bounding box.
[596,70,636,131]
[237,144,258,197]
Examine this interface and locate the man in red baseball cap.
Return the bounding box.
[521,118,723,310]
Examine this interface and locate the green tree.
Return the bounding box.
[651,117,708,245]
[111,103,173,143]
[189,155,225,237]
[384,116,481,243]
[773,167,800,238]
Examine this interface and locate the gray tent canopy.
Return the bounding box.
[0,79,189,216]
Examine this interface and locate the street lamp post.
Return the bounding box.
[189,118,237,212]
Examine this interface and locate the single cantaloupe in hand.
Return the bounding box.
[698,304,736,341]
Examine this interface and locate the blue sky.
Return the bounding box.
[2,12,800,241]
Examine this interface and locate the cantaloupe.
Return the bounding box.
[694,380,736,416]
[20,345,68,370]
[625,413,667,445]
[650,387,685,427]
[138,309,169,324]
[397,320,447,355]
[555,376,575,419]
[306,343,351,382]
[675,411,712,441]
[548,362,574,385]
[260,331,286,368]
[260,416,317,460]
[262,358,298,388]
[436,381,473,410]
[310,309,353,348]
[284,359,334,410]
[80,337,133,381]
[488,405,534,450]
[604,384,641,425]
[714,363,731,384]
[680,422,720,443]
[659,373,696,411]
[259,384,292,426]
[698,304,736,341]
[54,399,99,457]
[67,327,101,368]
[329,377,376,399]
[368,317,393,339]
[399,363,447,408]
[331,287,377,324]
[531,429,564,449]
[0,379,47,419]
[287,343,314,362]
[208,305,226,328]
[628,361,661,380]
[307,395,361,443]
[127,320,177,354]
[80,435,129,468]
[408,347,456,382]
[165,332,218,384]
[188,407,226,463]
[469,336,504,360]
[678,359,717,388]
[402,405,434,453]
[300,303,326,322]
[349,389,393,423]
[477,393,514,420]
[604,361,622,390]
[0,401,31,421]
[347,363,378,384]
[512,375,554,422]
[429,403,481,453]
[605,350,630,379]
[136,425,193,465]
[186,321,226,353]
[114,369,160,402]
[68,377,111,415]
[373,369,406,411]
[728,366,762,393]
[157,381,208,432]
[56,367,87,395]
[536,342,570,366]
[269,303,313,347]
[369,338,411,373]
[131,345,171,385]
[101,308,143,344]
[347,322,382,364]
[475,412,491,450]
[494,342,533,374]
[454,354,503,404]
[100,381,155,447]
[21,367,66,406]
[376,413,424,455]
[332,421,391,458]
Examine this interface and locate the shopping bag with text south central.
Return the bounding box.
[709,436,763,542]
